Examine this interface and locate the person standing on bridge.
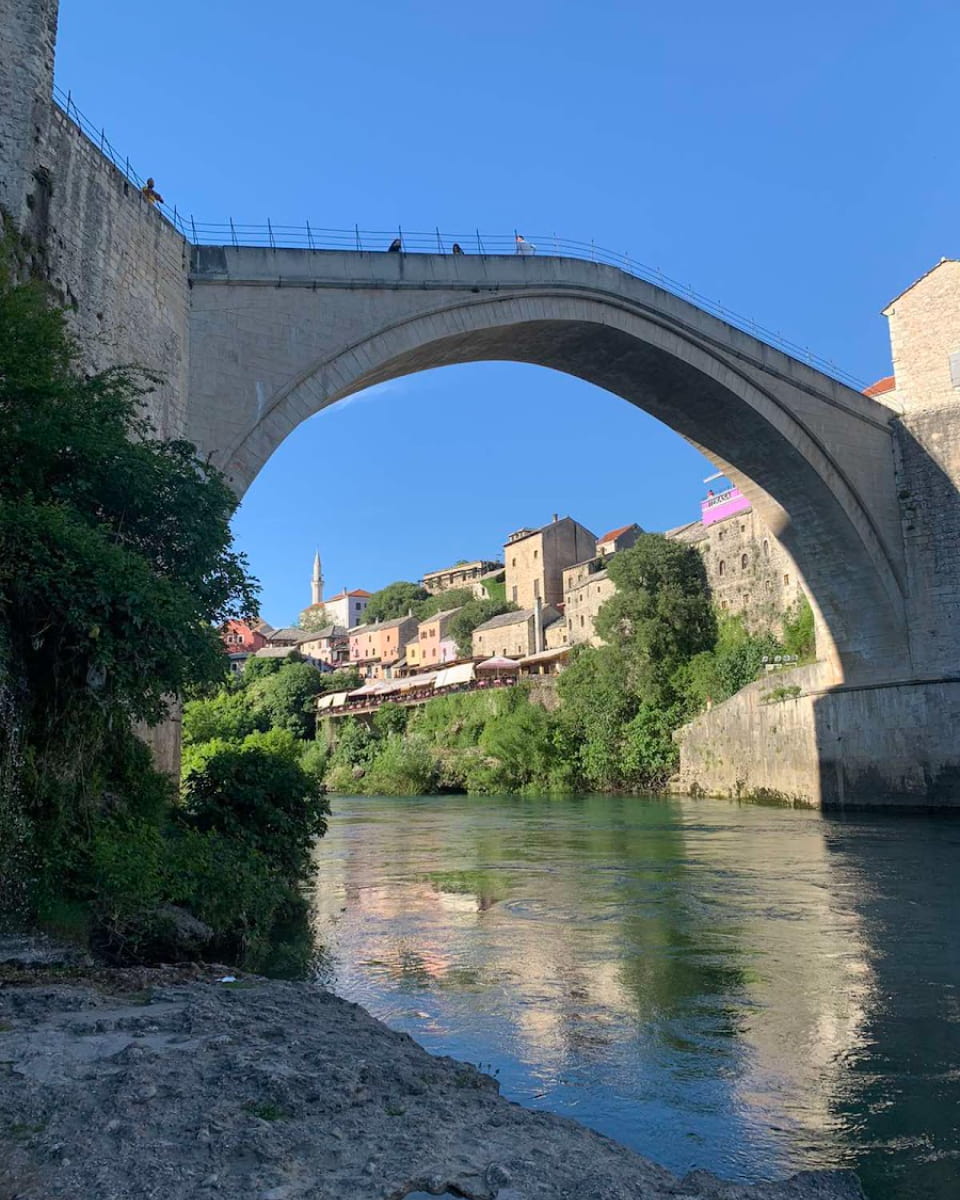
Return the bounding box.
[515,234,536,255]
[140,177,164,206]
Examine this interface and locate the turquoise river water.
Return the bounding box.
[309,794,960,1199]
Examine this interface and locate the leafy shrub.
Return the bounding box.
[362,736,440,796]
[181,746,329,878]
[782,595,816,661]
[373,701,409,737]
[324,762,363,793]
[298,739,329,784]
[329,718,377,768]
[182,690,257,745]
[240,727,302,763]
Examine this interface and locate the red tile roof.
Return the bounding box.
[597,523,635,544]
[863,375,895,397]
[327,588,373,600]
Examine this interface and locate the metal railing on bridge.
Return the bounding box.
[51,86,866,390]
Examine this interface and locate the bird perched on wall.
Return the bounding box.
[387,237,402,252]
[452,243,464,254]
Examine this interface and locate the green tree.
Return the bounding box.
[182,690,257,746]
[0,263,257,860]
[597,534,716,705]
[246,660,327,739]
[297,604,330,632]
[416,587,475,620]
[557,644,640,790]
[674,613,781,717]
[361,581,429,624]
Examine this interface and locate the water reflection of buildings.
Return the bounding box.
[312,798,876,1171]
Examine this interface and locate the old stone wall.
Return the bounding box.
[673,663,831,804]
[668,507,805,636]
[31,110,190,438]
[674,663,960,807]
[0,0,58,226]
[884,260,960,414]
[893,406,960,676]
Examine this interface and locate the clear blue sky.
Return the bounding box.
[54,0,960,624]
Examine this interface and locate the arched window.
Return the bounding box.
[718,560,725,576]
[741,553,749,570]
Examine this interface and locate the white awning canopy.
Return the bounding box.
[397,672,439,691]
[349,679,400,698]
[434,662,476,689]
[317,690,351,710]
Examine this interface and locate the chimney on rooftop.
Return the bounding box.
[552,512,558,523]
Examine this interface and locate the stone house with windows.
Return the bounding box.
[562,560,615,646]
[504,515,596,611]
[596,522,641,557]
[472,606,562,660]
[349,614,418,679]
[666,502,803,634]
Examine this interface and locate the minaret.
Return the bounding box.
[311,550,324,606]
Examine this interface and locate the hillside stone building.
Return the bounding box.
[504,516,597,610]
[667,500,804,635]
[472,606,562,660]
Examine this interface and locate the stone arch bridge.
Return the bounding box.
[188,245,906,689]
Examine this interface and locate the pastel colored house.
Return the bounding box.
[349,614,419,679]
[298,625,350,668]
[415,608,463,668]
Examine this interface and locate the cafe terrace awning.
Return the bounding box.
[434,662,476,688]
[476,656,520,672]
[317,690,351,710]
[348,679,400,698]
[518,647,570,667]
[397,671,440,691]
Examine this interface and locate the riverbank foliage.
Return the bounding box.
[0,258,323,971]
[327,535,806,796]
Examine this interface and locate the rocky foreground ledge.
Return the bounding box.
[0,966,865,1200]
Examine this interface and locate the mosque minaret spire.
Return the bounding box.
[311,549,324,606]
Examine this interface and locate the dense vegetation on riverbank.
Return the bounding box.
[324,539,815,797]
[0,245,325,971]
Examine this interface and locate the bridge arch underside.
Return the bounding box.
[226,299,908,686]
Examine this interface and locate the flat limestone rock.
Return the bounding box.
[0,933,93,969]
[0,978,866,1200]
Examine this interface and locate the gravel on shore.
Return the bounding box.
[0,967,866,1200]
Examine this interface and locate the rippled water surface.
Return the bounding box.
[309,794,960,1199]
